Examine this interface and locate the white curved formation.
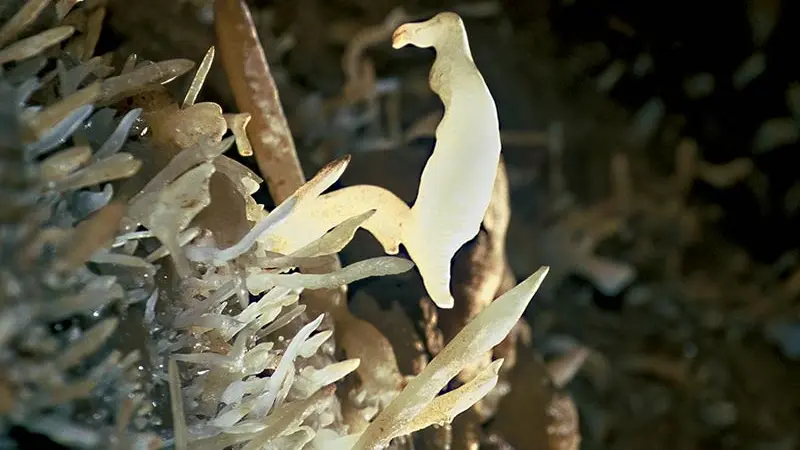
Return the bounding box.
[393,12,502,308]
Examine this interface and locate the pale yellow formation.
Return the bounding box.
[392,12,502,309]
[352,266,549,450]
[260,156,409,256]
[262,13,502,310]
